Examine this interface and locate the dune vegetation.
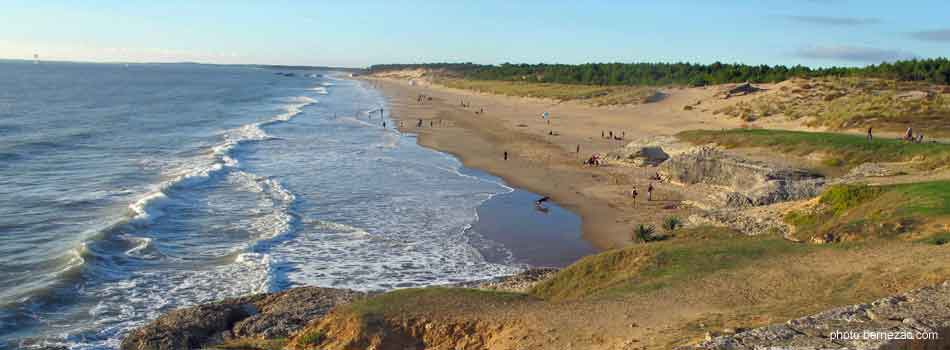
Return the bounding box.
[785,182,950,243]
[676,128,950,170]
[715,77,950,135]
[435,78,659,106]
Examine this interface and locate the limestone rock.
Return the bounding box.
[691,281,950,349]
[608,136,681,166]
[660,146,825,207]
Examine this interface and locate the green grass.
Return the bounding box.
[921,232,950,245]
[786,182,950,242]
[436,78,659,106]
[820,184,885,215]
[530,227,813,301]
[677,128,950,170]
[345,287,529,318]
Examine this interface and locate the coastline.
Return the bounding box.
[366,76,721,250]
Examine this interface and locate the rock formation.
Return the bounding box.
[120,287,365,350]
[608,136,682,166]
[659,146,825,208]
[692,281,950,349]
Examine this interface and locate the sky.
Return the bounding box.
[1,0,949,68]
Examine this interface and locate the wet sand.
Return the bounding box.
[366,77,727,251]
[471,178,594,267]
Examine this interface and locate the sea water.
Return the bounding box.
[0,61,532,349]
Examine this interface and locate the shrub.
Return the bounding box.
[633,224,657,243]
[662,216,683,233]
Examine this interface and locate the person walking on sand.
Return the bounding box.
[609,131,613,139]
[383,121,386,128]
[602,130,605,138]
[631,186,639,205]
[867,127,873,142]
[504,151,508,161]
[647,182,654,201]
[576,144,580,154]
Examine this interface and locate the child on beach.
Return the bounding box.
[647,182,654,201]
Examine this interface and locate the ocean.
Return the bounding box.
[0,61,590,349]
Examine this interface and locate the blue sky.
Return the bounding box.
[1,1,948,67]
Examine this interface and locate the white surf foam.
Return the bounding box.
[126,96,315,227]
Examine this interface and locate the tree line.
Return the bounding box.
[368,58,950,86]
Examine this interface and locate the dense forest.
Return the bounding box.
[368,58,950,86]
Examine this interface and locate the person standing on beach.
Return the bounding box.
[576,144,580,154]
[631,187,639,206]
[647,182,654,201]
[867,127,873,142]
[602,131,605,138]
[504,151,508,161]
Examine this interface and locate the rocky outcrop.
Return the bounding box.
[120,287,365,350]
[454,268,559,293]
[608,136,683,166]
[692,281,950,349]
[718,82,760,99]
[832,163,897,185]
[660,146,825,207]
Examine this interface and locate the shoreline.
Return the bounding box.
[366,76,716,250]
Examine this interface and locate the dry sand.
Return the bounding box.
[367,77,752,250]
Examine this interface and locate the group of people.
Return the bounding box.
[601,130,625,141]
[867,126,928,144]
[583,153,604,167]
[628,182,656,203]
[903,127,926,143]
[416,94,432,103]
[415,119,446,128]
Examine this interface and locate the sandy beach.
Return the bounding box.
[369,76,750,250]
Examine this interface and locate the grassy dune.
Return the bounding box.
[715,77,950,136]
[786,182,950,242]
[677,128,950,170]
[530,227,811,301]
[435,78,660,106]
